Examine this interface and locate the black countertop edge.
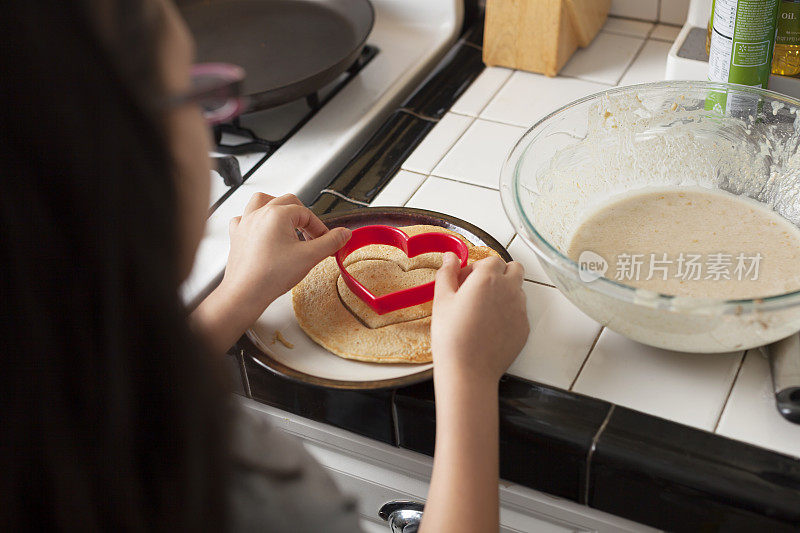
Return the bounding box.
[394,376,612,503]
[589,406,800,531]
[238,337,396,444]
[239,334,800,530]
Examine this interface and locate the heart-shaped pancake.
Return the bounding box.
[337,260,436,329]
[336,226,468,314]
[292,225,501,364]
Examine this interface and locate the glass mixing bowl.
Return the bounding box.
[500,81,800,353]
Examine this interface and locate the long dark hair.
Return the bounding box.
[0,1,228,530]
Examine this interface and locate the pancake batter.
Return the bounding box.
[567,188,800,298]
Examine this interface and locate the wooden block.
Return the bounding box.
[483,0,579,77]
[566,0,611,47]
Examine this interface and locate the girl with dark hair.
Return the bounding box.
[0,0,529,531]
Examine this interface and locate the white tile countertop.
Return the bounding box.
[371,16,800,460]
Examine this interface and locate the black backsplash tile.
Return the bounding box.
[589,406,800,532]
[402,43,485,120]
[395,376,612,502]
[315,111,434,205]
[240,340,395,444]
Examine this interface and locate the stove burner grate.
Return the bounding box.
[208,45,378,216]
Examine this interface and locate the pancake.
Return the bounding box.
[292,225,501,363]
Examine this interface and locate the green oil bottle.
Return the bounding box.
[708,0,780,88]
[772,0,800,76]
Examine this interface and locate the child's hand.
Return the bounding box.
[220,193,351,315]
[193,193,351,354]
[431,253,529,390]
[422,253,528,533]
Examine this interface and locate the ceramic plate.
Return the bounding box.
[243,207,512,390]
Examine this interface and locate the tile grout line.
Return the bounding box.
[555,72,616,87]
[469,116,529,129]
[473,69,516,118]
[401,175,431,208]
[613,34,650,86]
[399,169,428,178]
[461,40,482,51]
[424,115,477,177]
[506,235,557,287]
[583,403,615,505]
[602,29,653,40]
[318,189,371,207]
[569,327,605,391]
[645,16,658,40]
[390,390,401,446]
[712,350,747,433]
[524,278,556,289]
[238,347,253,399]
[649,35,678,43]
[428,174,502,192]
[397,108,441,123]
[607,14,661,24]
[618,19,680,42]
[449,110,477,119]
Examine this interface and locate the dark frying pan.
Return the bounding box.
[178,0,374,111]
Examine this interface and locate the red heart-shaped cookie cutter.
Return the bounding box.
[335,225,469,315]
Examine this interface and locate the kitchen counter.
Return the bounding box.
[228,13,800,532]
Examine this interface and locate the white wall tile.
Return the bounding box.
[450,66,514,117]
[618,39,671,86]
[406,176,515,245]
[573,330,744,431]
[610,0,659,21]
[481,71,609,128]
[650,23,681,42]
[561,32,645,85]
[370,170,427,207]
[401,113,473,175]
[603,16,654,38]
[716,350,800,459]
[507,283,602,389]
[506,234,553,285]
[432,119,526,190]
[660,0,690,25]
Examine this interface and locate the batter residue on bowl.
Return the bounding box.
[567,188,800,298]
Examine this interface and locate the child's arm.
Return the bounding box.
[191,193,351,355]
[421,253,529,533]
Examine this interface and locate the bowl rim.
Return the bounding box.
[499,79,800,315]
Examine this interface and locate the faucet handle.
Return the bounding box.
[378,500,425,533]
